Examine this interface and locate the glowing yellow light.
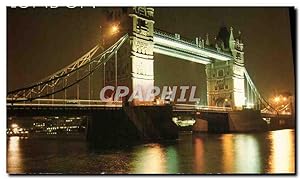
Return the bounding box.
[13,128,19,134]
[222,134,234,173]
[131,144,166,173]
[11,124,18,128]
[274,96,280,103]
[225,98,228,102]
[283,97,287,101]
[268,129,295,173]
[111,25,119,35]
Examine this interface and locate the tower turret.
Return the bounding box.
[229,27,235,52]
[205,33,210,46]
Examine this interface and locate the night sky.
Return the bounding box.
[7,7,295,101]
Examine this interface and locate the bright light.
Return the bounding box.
[283,97,287,101]
[247,103,254,108]
[111,25,119,35]
[11,124,18,128]
[13,128,19,134]
[274,96,280,103]
[11,124,19,134]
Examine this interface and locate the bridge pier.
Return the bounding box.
[86,105,178,148]
[86,108,141,148]
[193,109,269,133]
[267,115,295,130]
[193,112,230,133]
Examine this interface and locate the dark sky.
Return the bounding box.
[7,7,294,100]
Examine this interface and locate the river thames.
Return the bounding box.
[6,129,295,174]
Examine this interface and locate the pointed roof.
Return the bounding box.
[205,33,210,46]
[229,27,234,41]
[216,25,230,48]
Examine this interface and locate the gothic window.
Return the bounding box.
[218,70,224,77]
[217,79,225,90]
[137,19,146,28]
[225,85,228,89]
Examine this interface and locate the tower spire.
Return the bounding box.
[205,33,210,46]
[229,26,235,51]
[229,27,234,41]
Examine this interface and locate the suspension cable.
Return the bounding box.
[244,68,278,114]
[7,34,129,103]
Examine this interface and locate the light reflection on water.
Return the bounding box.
[234,134,261,173]
[268,129,295,173]
[222,134,234,173]
[7,129,295,174]
[131,144,167,173]
[7,136,22,174]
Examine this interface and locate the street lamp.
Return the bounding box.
[274,96,280,103]
[99,23,120,48]
[283,97,287,101]
[111,24,120,35]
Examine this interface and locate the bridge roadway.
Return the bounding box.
[173,104,232,116]
[7,99,289,119]
[7,99,123,117]
[172,103,291,119]
[7,99,233,117]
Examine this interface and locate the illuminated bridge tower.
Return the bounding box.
[105,7,154,105]
[129,7,155,104]
[206,26,245,109]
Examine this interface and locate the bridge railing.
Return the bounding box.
[7,98,123,107]
[154,29,198,47]
[173,104,232,112]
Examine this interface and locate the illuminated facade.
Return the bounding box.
[32,117,86,135]
[105,7,246,108]
[105,7,155,104]
[129,7,155,103]
[206,27,245,109]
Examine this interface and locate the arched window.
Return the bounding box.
[218,70,224,77]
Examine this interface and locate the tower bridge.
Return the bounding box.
[7,7,293,145]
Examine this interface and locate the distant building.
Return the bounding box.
[32,116,86,135]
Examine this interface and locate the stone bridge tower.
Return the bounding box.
[206,26,245,109]
[129,7,155,104]
[104,7,155,105]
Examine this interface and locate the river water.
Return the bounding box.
[7,129,295,174]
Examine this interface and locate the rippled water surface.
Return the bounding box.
[7,129,295,174]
